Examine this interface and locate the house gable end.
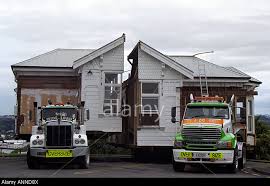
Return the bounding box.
[73,34,125,69]
[138,41,194,79]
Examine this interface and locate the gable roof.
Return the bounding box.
[12,34,125,70]
[12,49,95,68]
[225,66,262,84]
[128,41,194,79]
[73,34,125,69]
[169,56,250,79]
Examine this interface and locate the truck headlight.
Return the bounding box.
[80,139,85,144]
[75,139,80,144]
[217,141,232,149]
[32,140,38,145]
[37,140,43,145]
[174,141,183,149]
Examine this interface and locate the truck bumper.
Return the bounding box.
[30,147,89,158]
[173,149,234,164]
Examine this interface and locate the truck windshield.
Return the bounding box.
[42,108,77,121]
[184,106,229,119]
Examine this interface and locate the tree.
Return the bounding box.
[255,115,270,160]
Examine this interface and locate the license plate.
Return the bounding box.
[46,150,73,158]
[193,152,207,158]
[179,152,193,158]
[209,152,223,159]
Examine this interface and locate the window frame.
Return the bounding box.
[141,81,160,114]
[102,72,122,116]
[247,99,254,133]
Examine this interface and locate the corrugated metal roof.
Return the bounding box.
[168,56,249,78]
[13,49,95,68]
[225,66,262,83]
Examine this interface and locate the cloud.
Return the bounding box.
[0,0,269,114]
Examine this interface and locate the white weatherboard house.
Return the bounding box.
[74,35,125,133]
[12,34,125,138]
[122,41,261,152]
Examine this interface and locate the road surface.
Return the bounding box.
[0,158,267,178]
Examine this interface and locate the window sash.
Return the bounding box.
[142,83,159,94]
[248,116,253,132]
[141,97,159,112]
[103,72,122,115]
[104,73,121,85]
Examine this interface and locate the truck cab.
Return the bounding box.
[27,103,89,169]
[171,95,246,172]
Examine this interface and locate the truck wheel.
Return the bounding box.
[238,145,246,170]
[27,150,40,169]
[79,153,89,169]
[172,158,185,172]
[227,148,238,173]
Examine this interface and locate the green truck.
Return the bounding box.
[171,95,246,172]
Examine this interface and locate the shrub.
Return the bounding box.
[255,116,270,160]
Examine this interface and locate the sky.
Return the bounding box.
[0,0,269,115]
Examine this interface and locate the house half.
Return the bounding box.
[122,41,261,153]
[11,34,125,139]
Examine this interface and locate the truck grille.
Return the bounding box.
[46,125,72,147]
[182,128,221,141]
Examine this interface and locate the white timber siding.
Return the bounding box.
[137,49,182,146]
[138,50,183,80]
[81,44,124,132]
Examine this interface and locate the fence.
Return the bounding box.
[0,140,29,156]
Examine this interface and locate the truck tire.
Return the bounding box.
[27,150,40,169]
[238,145,246,170]
[78,153,89,169]
[227,148,238,173]
[172,157,185,172]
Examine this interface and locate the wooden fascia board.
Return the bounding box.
[73,34,125,69]
[183,78,249,83]
[139,42,194,79]
[12,67,74,72]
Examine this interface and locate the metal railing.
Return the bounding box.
[0,140,29,156]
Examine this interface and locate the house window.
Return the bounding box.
[247,100,253,132]
[141,83,159,113]
[141,82,159,126]
[103,73,121,115]
[248,100,253,115]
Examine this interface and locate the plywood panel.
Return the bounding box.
[41,94,57,106]
[18,88,78,134]
[19,95,35,134]
[61,95,78,105]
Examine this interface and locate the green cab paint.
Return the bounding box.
[175,133,183,141]
[220,133,237,148]
[187,102,228,107]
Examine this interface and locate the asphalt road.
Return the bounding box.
[0,158,267,178]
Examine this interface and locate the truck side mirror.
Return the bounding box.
[29,110,32,121]
[85,109,90,120]
[171,117,176,123]
[171,107,176,123]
